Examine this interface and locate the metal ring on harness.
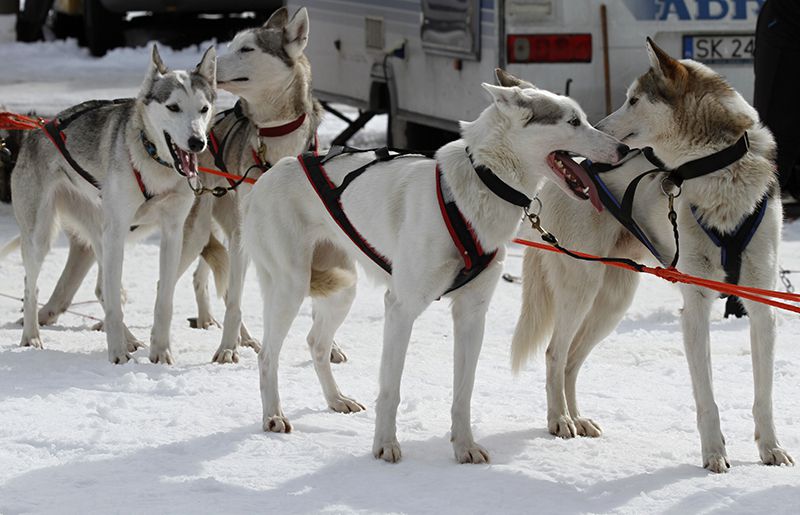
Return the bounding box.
[660,176,682,198]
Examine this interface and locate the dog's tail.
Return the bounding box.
[511,249,554,373]
[310,267,356,298]
[0,235,20,260]
[200,233,229,297]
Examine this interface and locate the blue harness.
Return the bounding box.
[583,133,768,318]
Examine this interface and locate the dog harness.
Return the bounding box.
[208,101,317,190]
[583,132,768,317]
[298,146,511,296]
[41,98,154,201]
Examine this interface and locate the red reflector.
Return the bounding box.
[507,34,592,63]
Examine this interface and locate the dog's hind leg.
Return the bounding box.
[16,200,55,349]
[680,285,728,472]
[257,264,309,433]
[564,267,639,437]
[307,267,363,414]
[191,256,219,329]
[545,266,603,439]
[372,290,417,463]
[38,234,95,326]
[744,299,794,467]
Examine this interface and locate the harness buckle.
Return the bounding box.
[661,176,681,198]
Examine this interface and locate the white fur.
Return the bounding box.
[11,45,216,364]
[243,81,626,463]
[514,46,793,472]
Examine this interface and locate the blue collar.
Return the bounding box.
[140,131,172,169]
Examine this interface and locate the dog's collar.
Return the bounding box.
[642,132,750,187]
[465,147,531,209]
[257,113,307,138]
[139,131,172,169]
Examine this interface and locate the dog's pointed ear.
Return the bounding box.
[141,44,167,98]
[149,43,168,76]
[646,37,685,83]
[495,68,536,90]
[283,7,309,59]
[264,7,289,28]
[483,83,526,116]
[195,46,217,89]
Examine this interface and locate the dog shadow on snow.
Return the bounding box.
[0,419,755,515]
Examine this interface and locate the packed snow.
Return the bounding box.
[0,17,798,514]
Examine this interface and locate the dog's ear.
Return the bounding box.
[150,43,168,76]
[284,7,310,59]
[141,44,167,97]
[495,68,536,90]
[264,7,289,28]
[482,83,527,117]
[195,46,217,90]
[646,37,686,84]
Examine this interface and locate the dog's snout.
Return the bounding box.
[188,136,205,153]
[617,143,630,158]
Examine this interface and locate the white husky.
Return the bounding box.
[243,70,628,463]
[11,45,216,364]
[512,39,793,472]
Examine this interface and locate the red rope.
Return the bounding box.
[513,238,800,315]
[0,112,45,130]
[197,165,256,185]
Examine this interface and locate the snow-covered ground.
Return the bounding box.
[1,18,799,514]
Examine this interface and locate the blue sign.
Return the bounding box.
[622,0,763,21]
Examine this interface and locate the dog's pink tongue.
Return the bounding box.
[178,148,197,178]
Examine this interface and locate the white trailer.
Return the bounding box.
[291,0,763,148]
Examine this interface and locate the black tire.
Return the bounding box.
[84,0,123,57]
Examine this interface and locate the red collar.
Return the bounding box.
[257,113,306,138]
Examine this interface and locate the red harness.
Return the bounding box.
[298,146,496,296]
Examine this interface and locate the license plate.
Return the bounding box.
[682,34,754,64]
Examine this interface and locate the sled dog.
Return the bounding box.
[512,39,793,472]
[11,45,217,364]
[16,8,335,364]
[243,70,628,463]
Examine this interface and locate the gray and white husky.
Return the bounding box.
[512,39,793,472]
[11,45,217,364]
[185,6,326,364]
[243,71,627,463]
[23,8,328,365]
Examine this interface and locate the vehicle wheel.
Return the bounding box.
[84,0,123,57]
[52,11,84,43]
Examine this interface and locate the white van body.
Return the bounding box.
[292,0,762,142]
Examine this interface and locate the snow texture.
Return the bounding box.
[0,17,798,515]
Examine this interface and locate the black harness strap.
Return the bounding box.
[41,98,153,200]
[692,194,769,318]
[299,146,498,295]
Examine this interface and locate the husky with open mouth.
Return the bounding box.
[242,69,627,463]
[9,44,217,364]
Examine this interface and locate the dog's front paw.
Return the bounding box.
[108,347,132,365]
[759,445,794,467]
[548,415,577,439]
[91,321,104,332]
[453,441,490,464]
[20,335,43,349]
[188,315,220,330]
[149,347,174,365]
[329,395,365,414]
[212,347,239,364]
[574,417,603,437]
[263,415,292,433]
[373,439,402,463]
[37,309,61,326]
[240,336,261,353]
[126,335,145,353]
[330,341,348,363]
[704,452,731,473]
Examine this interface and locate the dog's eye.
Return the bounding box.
[200,106,209,114]
[166,104,181,113]
[568,118,580,127]
[240,47,254,53]
[629,97,639,106]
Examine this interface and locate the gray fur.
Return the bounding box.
[521,96,563,126]
[254,27,293,67]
